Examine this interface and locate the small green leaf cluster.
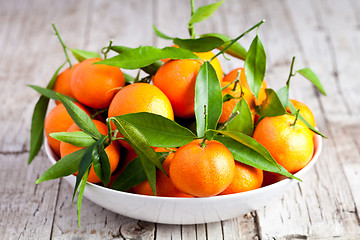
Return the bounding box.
[28,0,327,228]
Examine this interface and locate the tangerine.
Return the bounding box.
[44,103,90,157]
[253,114,314,174]
[169,139,235,197]
[133,148,193,197]
[53,63,79,104]
[286,99,316,128]
[219,161,263,195]
[153,51,223,119]
[60,119,120,183]
[108,83,174,149]
[71,58,125,109]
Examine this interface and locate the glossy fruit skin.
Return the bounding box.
[219,161,263,195]
[169,139,235,197]
[253,114,314,174]
[286,99,316,128]
[60,119,120,183]
[133,148,193,198]
[108,83,174,120]
[108,83,174,149]
[223,67,267,107]
[44,103,90,157]
[153,51,223,119]
[53,63,79,104]
[71,58,125,109]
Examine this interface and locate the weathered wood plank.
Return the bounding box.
[50,179,155,240]
[0,0,91,153]
[252,0,360,239]
[0,152,59,240]
[49,1,159,239]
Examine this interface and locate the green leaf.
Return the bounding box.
[36,148,87,184]
[111,117,164,171]
[259,89,287,118]
[287,101,328,138]
[276,86,289,109]
[77,168,89,229]
[195,62,223,138]
[110,45,132,53]
[73,140,102,202]
[98,46,199,70]
[223,94,236,102]
[214,134,298,179]
[173,36,224,52]
[114,112,196,147]
[297,68,326,95]
[111,118,165,195]
[189,0,225,24]
[28,85,78,102]
[71,48,101,62]
[201,33,247,60]
[110,46,164,75]
[28,62,65,164]
[111,152,169,191]
[152,25,173,40]
[92,139,111,186]
[244,35,266,98]
[49,131,96,147]
[215,130,280,167]
[225,98,254,136]
[57,93,102,139]
[28,85,59,101]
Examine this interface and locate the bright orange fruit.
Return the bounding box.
[71,58,125,109]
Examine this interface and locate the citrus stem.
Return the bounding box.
[210,19,266,61]
[232,70,241,91]
[188,0,195,38]
[217,111,239,131]
[102,39,113,60]
[200,137,207,148]
[106,119,113,144]
[286,56,296,86]
[203,104,208,135]
[221,78,237,90]
[52,23,72,68]
[291,109,300,127]
[91,108,108,119]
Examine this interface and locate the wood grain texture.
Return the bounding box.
[1,0,359,239]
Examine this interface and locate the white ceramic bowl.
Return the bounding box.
[45,134,322,225]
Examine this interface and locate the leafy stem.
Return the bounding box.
[287,56,296,85]
[188,0,195,38]
[211,19,266,61]
[290,109,300,127]
[106,119,113,144]
[90,108,108,119]
[200,137,207,148]
[217,111,240,131]
[102,39,113,60]
[232,70,241,92]
[52,23,72,68]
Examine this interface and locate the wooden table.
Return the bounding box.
[1,0,360,239]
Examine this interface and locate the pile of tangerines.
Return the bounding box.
[42,48,317,198]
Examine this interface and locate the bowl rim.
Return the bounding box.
[44,132,322,202]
